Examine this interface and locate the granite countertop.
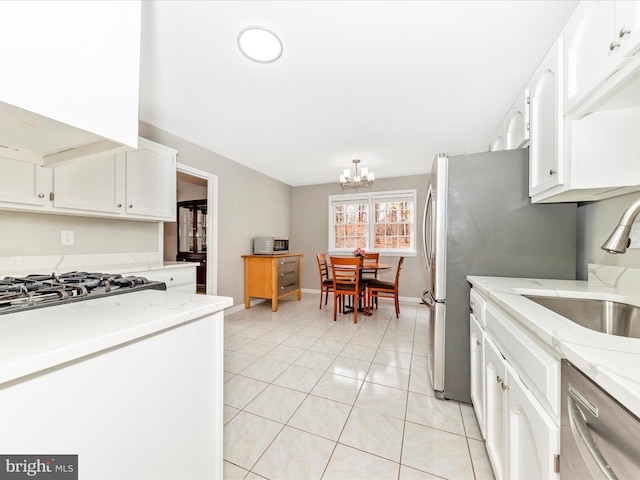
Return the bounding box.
[468,264,640,418]
[0,290,233,385]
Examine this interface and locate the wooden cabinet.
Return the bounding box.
[0,153,52,209]
[176,199,207,293]
[529,37,564,198]
[51,138,176,221]
[472,288,560,480]
[242,254,303,312]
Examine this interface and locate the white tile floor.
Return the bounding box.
[223,293,495,480]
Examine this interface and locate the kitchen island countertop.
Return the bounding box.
[468,264,640,418]
[0,289,232,385]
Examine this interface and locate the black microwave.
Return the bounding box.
[253,236,289,255]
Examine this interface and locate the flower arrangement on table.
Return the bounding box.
[353,247,366,258]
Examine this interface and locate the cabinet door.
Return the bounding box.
[53,151,125,214]
[507,369,560,480]
[484,337,508,480]
[505,89,530,149]
[564,1,623,110]
[618,0,640,57]
[0,154,52,207]
[470,314,486,438]
[125,139,176,220]
[529,38,564,197]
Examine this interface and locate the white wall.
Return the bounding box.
[577,191,640,279]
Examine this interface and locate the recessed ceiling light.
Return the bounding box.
[237,26,283,63]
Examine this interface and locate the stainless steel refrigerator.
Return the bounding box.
[421,149,576,403]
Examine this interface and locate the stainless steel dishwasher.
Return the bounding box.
[561,360,640,479]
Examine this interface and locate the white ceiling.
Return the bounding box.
[138,0,579,187]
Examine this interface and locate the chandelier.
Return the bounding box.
[339,159,375,190]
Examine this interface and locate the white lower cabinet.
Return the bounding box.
[471,288,560,480]
[470,313,486,437]
[128,265,197,293]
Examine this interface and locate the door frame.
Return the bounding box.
[176,163,219,295]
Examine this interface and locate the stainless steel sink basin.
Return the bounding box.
[524,295,640,339]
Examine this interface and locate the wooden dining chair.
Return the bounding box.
[316,253,334,309]
[367,256,405,318]
[330,256,369,323]
[362,252,380,280]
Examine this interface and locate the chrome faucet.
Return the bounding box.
[601,198,640,254]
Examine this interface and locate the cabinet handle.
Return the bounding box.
[129,205,133,209]
[549,169,557,175]
[501,382,510,391]
[38,193,45,198]
[476,340,481,346]
[496,375,504,384]
[169,277,174,282]
[619,27,631,38]
[117,203,123,208]
[609,40,621,51]
[470,300,476,309]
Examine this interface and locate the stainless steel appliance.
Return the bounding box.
[253,236,289,255]
[0,272,166,315]
[422,149,576,402]
[561,360,640,478]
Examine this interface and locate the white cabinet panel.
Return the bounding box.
[507,368,560,480]
[484,337,508,480]
[0,154,52,208]
[529,38,564,197]
[505,89,530,149]
[125,139,176,220]
[53,151,125,214]
[470,313,486,438]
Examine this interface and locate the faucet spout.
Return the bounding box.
[601,198,640,254]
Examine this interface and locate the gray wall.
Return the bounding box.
[291,175,430,300]
[139,122,292,306]
[576,190,640,279]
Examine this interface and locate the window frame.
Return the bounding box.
[328,189,417,256]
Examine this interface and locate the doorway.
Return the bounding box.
[164,164,219,295]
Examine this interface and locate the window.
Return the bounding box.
[329,190,417,255]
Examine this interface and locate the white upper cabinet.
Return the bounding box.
[125,139,177,220]
[529,38,564,197]
[0,152,52,208]
[490,123,505,152]
[564,1,640,112]
[504,88,530,150]
[0,1,141,158]
[52,138,176,221]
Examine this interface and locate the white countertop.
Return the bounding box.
[0,290,233,385]
[468,264,640,418]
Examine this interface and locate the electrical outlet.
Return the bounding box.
[61,230,74,246]
[629,222,640,249]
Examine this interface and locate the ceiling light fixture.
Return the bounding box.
[237,26,283,63]
[339,159,375,190]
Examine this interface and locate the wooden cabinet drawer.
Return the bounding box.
[486,303,560,419]
[278,271,299,294]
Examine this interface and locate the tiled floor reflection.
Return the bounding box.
[223,293,495,480]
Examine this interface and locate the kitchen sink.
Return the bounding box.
[524,295,640,339]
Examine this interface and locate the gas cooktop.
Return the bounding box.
[0,271,167,315]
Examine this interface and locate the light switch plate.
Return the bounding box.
[61,230,74,246]
[629,222,640,249]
